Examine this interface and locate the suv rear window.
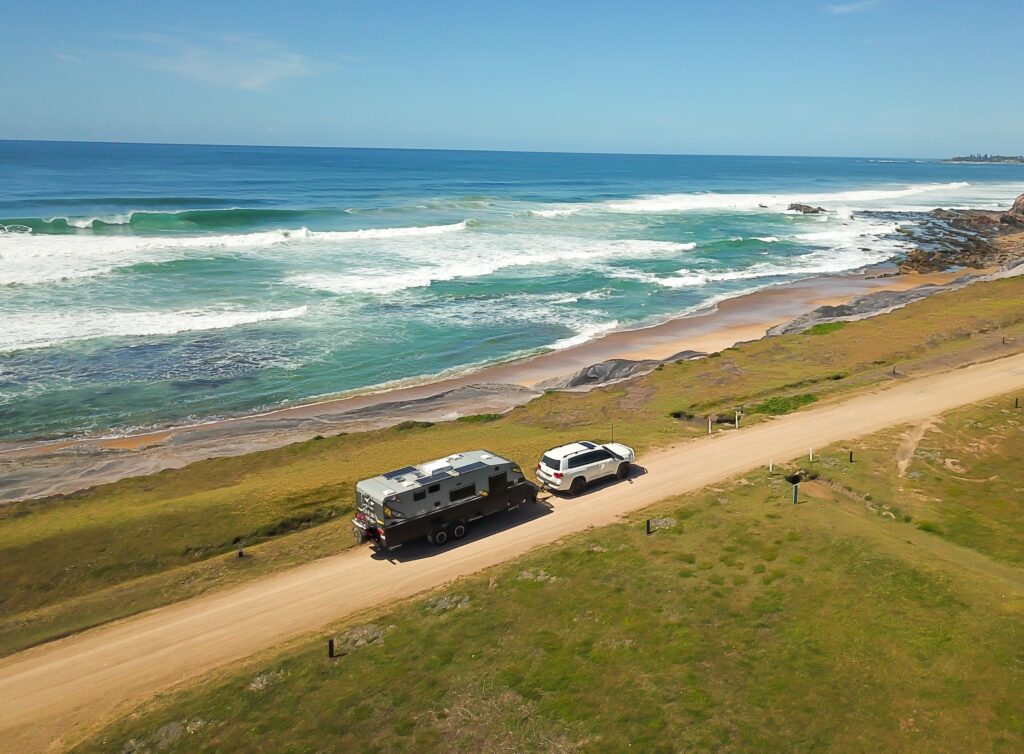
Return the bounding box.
[541,454,562,471]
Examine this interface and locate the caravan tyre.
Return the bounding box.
[452,523,467,540]
[432,529,449,547]
[352,526,368,545]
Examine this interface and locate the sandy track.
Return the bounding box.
[3,352,1024,752]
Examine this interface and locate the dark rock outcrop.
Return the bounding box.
[788,203,826,214]
[535,350,704,391]
[1000,192,1024,227]
[888,194,1024,273]
[767,262,1024,336]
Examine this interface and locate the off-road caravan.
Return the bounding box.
[352,450,537,550]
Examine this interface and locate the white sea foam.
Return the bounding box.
[548,320,621,350]
[0,306,308,353]
[530,207,581,218]
[51,214,134,228]
[0,221,469,286]
[286,236,696,296]
[603,182,971,213]
[754,236,780,243]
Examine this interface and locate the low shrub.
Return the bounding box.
[751,394,818,416]
[456,413,504,424]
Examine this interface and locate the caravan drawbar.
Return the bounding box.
[352,449,538,550]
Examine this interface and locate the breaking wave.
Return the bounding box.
[530,207,582,218]
[1,306,309,353]
[0,221,469,286]
[601,182,972,213]
[286,237,697,296]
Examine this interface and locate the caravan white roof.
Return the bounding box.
[357,449,511,500]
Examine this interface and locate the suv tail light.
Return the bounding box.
[554,472,563,479]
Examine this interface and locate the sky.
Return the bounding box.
[0,0,1021,157]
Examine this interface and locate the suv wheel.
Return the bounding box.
[568,477,586,497]
[616,462,630,480]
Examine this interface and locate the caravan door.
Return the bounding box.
[488,472,508,503]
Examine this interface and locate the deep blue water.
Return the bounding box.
[2,140,1023,440]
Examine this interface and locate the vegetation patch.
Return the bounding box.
[456,413,504,424]
[805,322,848,336]
[393,420,436,431]
[751,393,818,415]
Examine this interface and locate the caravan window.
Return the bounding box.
[413,490,426,501]
[428,484,440,493]
[449,485,476,503]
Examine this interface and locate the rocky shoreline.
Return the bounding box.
[893,192,1024,272]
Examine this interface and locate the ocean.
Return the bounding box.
[2,140,1023,441]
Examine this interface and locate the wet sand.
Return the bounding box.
[0,267,971,501]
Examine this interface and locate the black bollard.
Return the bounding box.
[646,519,652,536]
[849,450,854,463]
[328,638,336,658]
[792,484,799,505]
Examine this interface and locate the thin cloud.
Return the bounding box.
[826,1,879,14]
[122,32,324,90]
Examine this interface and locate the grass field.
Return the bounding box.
[78,395,1024,753]
[3,277,1024,657]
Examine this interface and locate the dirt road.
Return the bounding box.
[4,351,1024,752]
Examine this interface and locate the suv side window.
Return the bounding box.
[567,454,588,469]
[590,449,614,462]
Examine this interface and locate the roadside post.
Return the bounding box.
[328,639,336,658]
[792,483,799,505]
[849,450,854,463]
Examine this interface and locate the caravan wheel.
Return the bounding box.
[452,522,467,540]
[432,528,449,547]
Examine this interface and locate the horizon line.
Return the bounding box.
[0,137,949,162]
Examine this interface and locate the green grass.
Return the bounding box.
[808,396,1024,566]
[751,393,819,415]
[4,276,1024,657]
[805,321,848,336]
[78,423,1024,753]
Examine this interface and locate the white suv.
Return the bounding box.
[535,441,635,496]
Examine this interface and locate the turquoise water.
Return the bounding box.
[2,141,1023,440]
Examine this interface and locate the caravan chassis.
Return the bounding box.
[353,477,537,551]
